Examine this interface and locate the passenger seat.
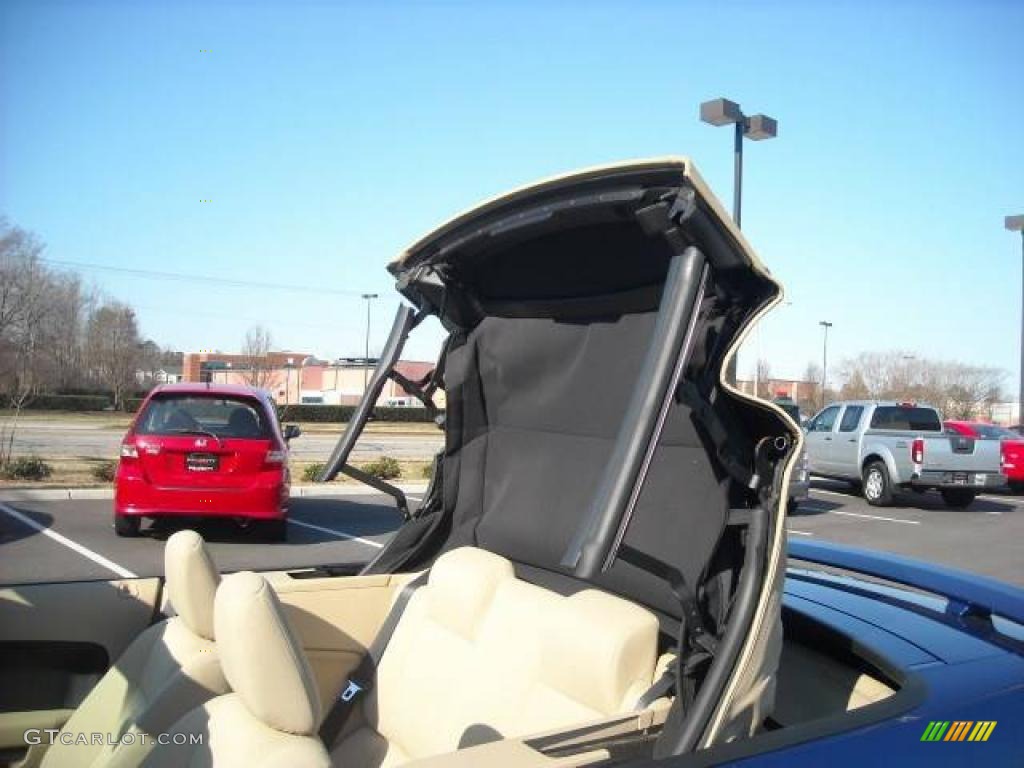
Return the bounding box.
[41,530,228,768]
[330,547,660,767]
[142,571,330,767]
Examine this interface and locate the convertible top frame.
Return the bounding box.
[316,304,443,520]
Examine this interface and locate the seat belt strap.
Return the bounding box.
[318,570,429,746]
[635,665,676,710]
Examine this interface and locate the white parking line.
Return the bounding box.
[831,510,920,525]
[979,494,1023,505]
[787,529,814,536]
[797,503,830,512]
[0,502,137,578]
[811,488,854,499]
[287,517,385,548]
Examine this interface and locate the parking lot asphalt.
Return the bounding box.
[0,494,408,585]
[788,479,1024,586]
[0,481,1021,587]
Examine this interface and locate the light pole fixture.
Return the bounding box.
[699,97,778,229]
[700,97,778,387]
[1007,215,1024,423]
[818,321,832,410]
[361,293,379,394]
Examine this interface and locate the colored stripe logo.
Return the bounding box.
[921,721,996,742]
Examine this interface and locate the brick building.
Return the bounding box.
[183,351,443,408]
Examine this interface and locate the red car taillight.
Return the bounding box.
[911,438,924,465]
[120,442,139,459]
[264,449,286,467]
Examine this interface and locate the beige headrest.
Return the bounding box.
[164,530,220,640]
[426,547,514,639]
[541,589,658,714]
[215,572,321,735]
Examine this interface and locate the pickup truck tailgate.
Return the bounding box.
[921,433,1003,473]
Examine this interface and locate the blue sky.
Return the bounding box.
[2,0,1022,390]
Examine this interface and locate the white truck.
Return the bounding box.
[804,401,1006,509]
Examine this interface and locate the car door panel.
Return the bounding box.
[0,578,161,764]
[805,406,840,475]
[832,406,865,478]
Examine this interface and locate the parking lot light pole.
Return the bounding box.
[1007,215,1024,422]
[700,98,778,384]
[361,293,378,394]
[819,321,833,410]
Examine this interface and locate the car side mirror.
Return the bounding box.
[284,424,302,441]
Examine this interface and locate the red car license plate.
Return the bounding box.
[186,453,219,472]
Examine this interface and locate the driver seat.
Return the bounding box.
[142,571,330,767]
[41,530,228,768]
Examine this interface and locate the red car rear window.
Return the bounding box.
[971,424,1019,440]
[136,395,271,439]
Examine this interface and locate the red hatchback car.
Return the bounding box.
[114,384,299,539]
[945,420,1024,493]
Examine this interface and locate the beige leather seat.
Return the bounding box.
[41,530,228,768]
[143,571,330,768]
[330,547,660,767]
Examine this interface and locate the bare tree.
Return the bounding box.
[941,369,1003,420]
[160,348,184,369]
[0,221,176,462]
[839,368,871,400]
[799,361,822,415]
[241,326,277,390]
[0,221,57,466]
[86,302,142,409]
[836,350,1004,419]
[0,220,48,354]
[135,339,163,387]
[39,273,93,391]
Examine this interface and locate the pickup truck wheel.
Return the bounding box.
[940,489,976,509]
[862,462,893,507]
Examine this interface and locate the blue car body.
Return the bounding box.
[659,540,1024,767]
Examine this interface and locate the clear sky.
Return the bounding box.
[2,0,1022,390]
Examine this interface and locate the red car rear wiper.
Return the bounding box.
[166,428,224,447]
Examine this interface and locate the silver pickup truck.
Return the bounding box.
[804,400,1006,509]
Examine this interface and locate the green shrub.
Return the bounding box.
[301,463,325,482]
[274,404,442,424]
[91,460,117,482]
[362,456,401,480]
[3,456,53,481]
[24,394,112,411]
[122,398,145,414]
[420,463,434,479]
[374,407,442,423]
[277,405,355,423]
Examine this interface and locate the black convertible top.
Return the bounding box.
[322,158,797,753]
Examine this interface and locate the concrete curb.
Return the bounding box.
[0,483,430,503]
